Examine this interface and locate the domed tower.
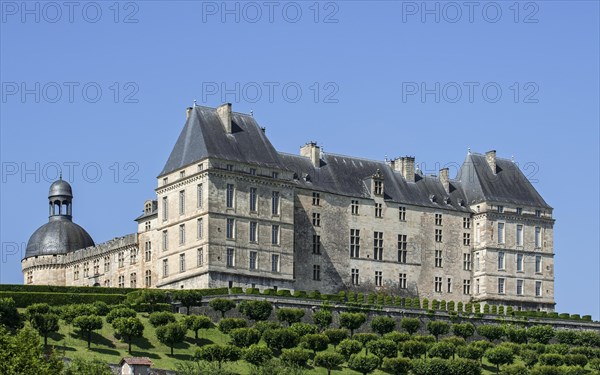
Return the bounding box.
[22,178,95,285]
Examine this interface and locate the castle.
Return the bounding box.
[22,104,556,311]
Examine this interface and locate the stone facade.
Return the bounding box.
[22,104,555,312]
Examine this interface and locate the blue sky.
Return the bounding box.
[1,1,598,318]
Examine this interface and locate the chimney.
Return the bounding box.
[186,107,193,119]
[439,168,450,193]
[485,150,497,174]
[300,142,321,168]
[398,156,415,182]
[217,103,232,133]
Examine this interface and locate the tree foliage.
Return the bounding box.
[230,327,261,348]
[348,354,381,375]
[314,352,344,375]
[276,308,305,326]
[184,314,212,339]
[371,316,396,336]
[427,321,450,341]
[63,357,113,375]
[149,311,176,327]
[323,328,349,348]
[209,298,237,319]
[400,318,421,335]
[73,315,103,348]
[156,322,188,355]
[113,317,144,353]
[239,300,273,321]
[172,290,203,315]
[0,326,63,374]
[195,344,241,368]
[301,333,329,354]
[263,328,299,352]
[339,312,367,337]
[313,309,333,331]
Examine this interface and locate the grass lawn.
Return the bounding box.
[40,312,532,374]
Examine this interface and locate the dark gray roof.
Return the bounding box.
[456,153,551,209]
[49,179,72,198]
[159,106,283,177]
[278,152,471,212]
[25,216,95,258]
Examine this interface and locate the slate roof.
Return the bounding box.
[25,216,95,258]
[456,153,551,209]
[119,357,153,366]
[159,106,283,177]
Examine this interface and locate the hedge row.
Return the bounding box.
[0,284,135,295]
[0,291,126,307]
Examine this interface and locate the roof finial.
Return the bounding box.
[250,110,254,117]
[511,155,515,163]
[59,171,62,180]
[468,147,471,155]
[193,99,197,107]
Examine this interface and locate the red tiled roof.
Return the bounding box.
[120,357,153,366]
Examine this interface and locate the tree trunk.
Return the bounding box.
[327,369,331,375]
[44,334,48,347]
[187,306,191,315]
[496,364,499,375]
[87,331,91,348]
[195,331,198,340]
[170,345,174,355]
[128,337,132,353]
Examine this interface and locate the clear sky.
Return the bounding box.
[1,1,598,318]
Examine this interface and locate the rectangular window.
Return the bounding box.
[517,279,524,295]
[435,213,443,226]
[313,265,321,281]
[250,168,256,175]
[249,221,258,242]
[516,225,523,246]
[272,171,279,179]
[118,252,124,268]
[399,273,407,289]
[197,218,203,239]
[535,227,541,248]
[447,277,452,293]
[435,250,443,268]
[375,203,383,218]
[535,209,541,217]
[145,221,151,231]
[498,222,505,244]
[272,191,280,215]
[535,281,542,296]
[312,212,321,227]
[249,188,257,212]
[104,256,110,272]
[130,249,137,264]
[179,224,185,245]
[162,197,168,221]
[145,270,151,287]
[399,206,406,221]
[516,207,523,215]
[226,218,235,239]
[118,275,125,288]
[312,192,320,206]
[463,233,471,246]
[162,230,168,251]
[463,253,471,270]
[498,251,505,270]
[226,184,234,208]
[271,225,280,245]
[180,170,185,179]
[373,231,383,260]
[535,255,542,273]
[83,262,89,277]
[463,217,471,229]
[197,248,204,267]
[227,164,233,171]
[162,259,169,278]
[435,229,443,242]
[179,190,185,215]
[434,276,442,292]
[463,280,471,294]
[179,253,186,273]
[198,163,204,172]
[476,278,480,294]
[498,278,505,294]
[475,252,480,271]
[352,269,360,285]
[397,234,407,263]
[312,235,321,254]
[497,205,504,213]
[197,184,203,208]
[271,254,280,272]
[350,229,360,258]
[351,200,359,215]
[163,177,168,186]
[374,180,383,195]
[375,271,383,286]
[249,251,257,270]
[517,253,524,272]
[226,248,235,267]
[475,223,481,244]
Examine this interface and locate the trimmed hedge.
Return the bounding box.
[0,283,134,295]
[0,291,126,307]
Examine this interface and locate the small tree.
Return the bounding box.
[73,315,103,349]
[218,318,247,334]
[149,311,176,327]
[400,318,421,335]
[61,304,96,324]
[195,344,241,369]
[280,347,310,367]
[313,309,333,331]
[427,321,450,341]
[314,352,344,375]
[26,303,51,321]
[243,344,273,366]
[457,343,486,363]
[106,307,137,324]
[262,328,299,352]
[354,333,378,354]
[384,331,411,345]
[366,339,397,361]
[323,328,349,348]
[184,315,212,340]
[452,323,475,341]
[289,322,318,337]
[371,316,396,336]
[0,298,23,330]
[63,357,112,375]
[113,317,144,353]
[301,333,329,354]
[348,354,381,375]
[339,312,367,337]
[276,308,305,326]
[229,327,261,348]
[238,300,273,321]
[30,313,59,346]
[402,340,428,359]
[337,338,363,360]
[382,357,411,375]
[209,298,236,319]
[428,341,455,359]
[156,322,187,355]
[527,325,554,344]
[505,326,528,344]
[485,346,514,375]
[172,290,203,315]
[478,325,505,342]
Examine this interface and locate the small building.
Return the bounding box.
[119,357,152,375]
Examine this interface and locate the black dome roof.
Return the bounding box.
[49,179,73,197]
[25,217,95,258]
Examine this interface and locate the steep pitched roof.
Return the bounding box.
[456,153,551,209]
[159,106,283,177]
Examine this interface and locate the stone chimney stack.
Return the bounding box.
[300,142,321,168]
[186,107,193,119]
[217,103,232,133]
[485,150,497,174]
[397,156,415,182]
[439,168,450,193]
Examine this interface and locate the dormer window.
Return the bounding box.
[180,171,186,179]
[444,197,451,205]
[516,207,523,215]
[272,171,279,179]
[227,164,233,171]
[163,177,168,186]
[535,210,541,217]
[372,169,384,196]
[250,168,256,176]
[430,194,437,203]
[497,205,504,213]
[374,180,383,195]
[144,202,152,214]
